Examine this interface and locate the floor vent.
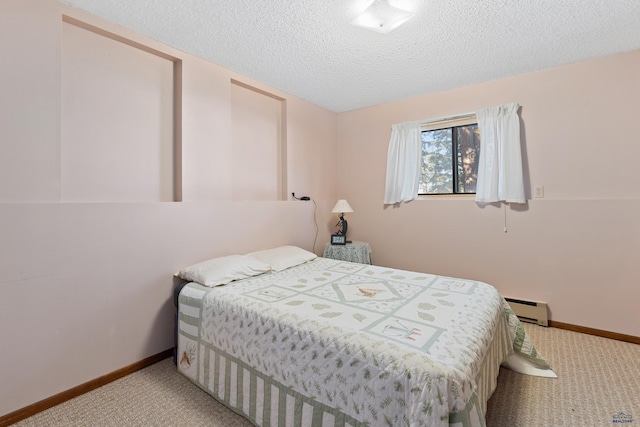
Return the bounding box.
[505,297,549,327]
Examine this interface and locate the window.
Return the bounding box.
[419,120,480,195]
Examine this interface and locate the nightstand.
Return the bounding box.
[323,240,371,264]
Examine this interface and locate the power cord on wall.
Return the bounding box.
[291,192,310,201]
[292,193,319,253]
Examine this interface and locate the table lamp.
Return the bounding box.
[331,199,353,245]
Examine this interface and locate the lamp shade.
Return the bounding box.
[331,199,354,214]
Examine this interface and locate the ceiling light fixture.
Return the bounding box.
[350,0,416,34]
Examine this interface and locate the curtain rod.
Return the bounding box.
[420,111,476,125]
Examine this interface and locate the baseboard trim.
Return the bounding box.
[550,321,640,345]
[0,348,173,427]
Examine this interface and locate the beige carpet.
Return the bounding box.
[486,324,640,426]
[13,324,640,426]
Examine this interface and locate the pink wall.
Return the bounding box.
[61,20,175,202]
[0,0,337,416]
[337,49,640,338]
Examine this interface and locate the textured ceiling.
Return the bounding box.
[59,0,640,112]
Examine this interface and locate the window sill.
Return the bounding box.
[416,194,475,200]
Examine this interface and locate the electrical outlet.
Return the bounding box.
[534,185,544,198]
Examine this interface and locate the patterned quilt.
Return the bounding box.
[177,258,550,427]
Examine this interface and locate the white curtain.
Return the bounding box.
[475,102,525,203]
[383,121,422,204]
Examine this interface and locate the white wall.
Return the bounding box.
[0,0,337,416]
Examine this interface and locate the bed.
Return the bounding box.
[174,246,552,427]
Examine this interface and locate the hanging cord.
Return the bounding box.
[504,203,508,233]
[311,199,319,253]
[292,193,319,252]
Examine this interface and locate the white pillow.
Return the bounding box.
[248,246,317,272]
[176,254,271,287]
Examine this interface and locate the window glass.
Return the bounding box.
[420,123,480,195]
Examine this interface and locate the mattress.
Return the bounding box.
[176,257,550,427]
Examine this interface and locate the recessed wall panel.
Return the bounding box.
[231,83,283,201]
[61,21,174,202]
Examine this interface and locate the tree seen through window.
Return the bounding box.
[419,124,480,195]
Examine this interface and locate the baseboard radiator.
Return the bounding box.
[505,297,549,327]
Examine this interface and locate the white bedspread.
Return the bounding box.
[177,258,552,426]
